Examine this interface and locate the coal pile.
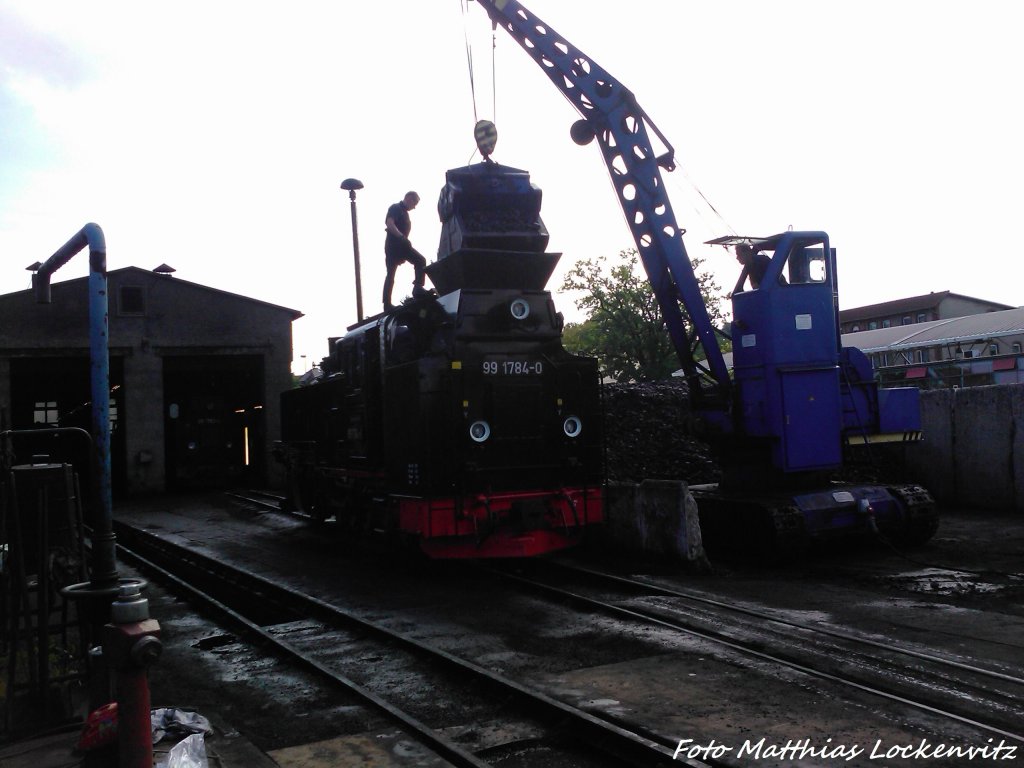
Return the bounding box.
[602,378,721,485]
[602,380,915,487]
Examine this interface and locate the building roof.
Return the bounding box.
[2,266,303,320]
[838,291,1013,323]
[843,305,1024,353]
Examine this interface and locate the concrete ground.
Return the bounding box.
[2,498,1021,767]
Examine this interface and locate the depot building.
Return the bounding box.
[0,266,302,497]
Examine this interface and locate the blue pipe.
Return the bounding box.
[32,223,117,587]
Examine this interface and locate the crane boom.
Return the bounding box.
[474,0,730,404]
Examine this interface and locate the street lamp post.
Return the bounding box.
[340,178,365,322]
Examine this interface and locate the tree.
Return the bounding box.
[561,248,727,383]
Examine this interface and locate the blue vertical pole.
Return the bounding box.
[33,223,117,586]
[88,239,114,582]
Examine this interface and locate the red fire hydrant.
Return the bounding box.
[103,583,162,768]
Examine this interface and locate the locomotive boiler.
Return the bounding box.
[275,158,604,558]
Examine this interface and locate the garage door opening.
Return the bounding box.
[163,355,265,491]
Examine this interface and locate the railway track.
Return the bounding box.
[482,558,1024,746]
[226,489,291,515]
[111,518,720,768]
[218,489,1024,758]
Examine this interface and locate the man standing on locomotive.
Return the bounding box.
[383,191,428,311]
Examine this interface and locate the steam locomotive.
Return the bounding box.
[274,159,604,558]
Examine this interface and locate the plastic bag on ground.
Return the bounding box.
[77,702,118,751]
[157,732,208,768]
[151,707,214,744]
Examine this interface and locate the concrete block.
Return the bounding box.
[909,384,1024,512]
[953,385,1016,510]
[912,388,956,504]
[1013,387,1024,511]
[600,480,709,569]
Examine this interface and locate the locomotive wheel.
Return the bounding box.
[327,489,366,536]
[282,468,307,514]
[307,480,330,524]
[287,469,328,523]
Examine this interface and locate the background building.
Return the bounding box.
[840,292,1022,389]
[0,267,301,496]
[839,291,1012,335]
[843,306,1024,389]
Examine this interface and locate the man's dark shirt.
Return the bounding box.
[748,252,771,288]
[385,201,411,243]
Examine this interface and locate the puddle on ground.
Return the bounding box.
[878,568,1015,596]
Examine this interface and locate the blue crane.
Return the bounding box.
[474,0,937,552]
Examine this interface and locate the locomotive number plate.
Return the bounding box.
[482,358,544,376]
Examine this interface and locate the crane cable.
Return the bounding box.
[683,169,737,238]
[491,19,498,124]
[461,1,730,247]
[461,0,479,124]
[660,167,739,257]
[461,1,499,162]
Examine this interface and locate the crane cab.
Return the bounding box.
[718,232,843,473]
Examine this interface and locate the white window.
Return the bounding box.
[33,401,59,426]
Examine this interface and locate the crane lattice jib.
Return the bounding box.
[476,0,730,399]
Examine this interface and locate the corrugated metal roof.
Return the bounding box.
[842,305,1024,353]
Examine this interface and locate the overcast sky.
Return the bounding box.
[2,1,1022,373]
